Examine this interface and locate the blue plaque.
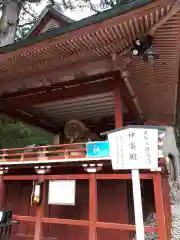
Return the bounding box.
[86,141,110,158]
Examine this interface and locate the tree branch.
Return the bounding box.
[62,0,76,10]
[86,0,100,13]
[18,20,36,28]
[22,4,37,19]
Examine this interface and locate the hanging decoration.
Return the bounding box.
[131,35,158,64]
[31,180,43,206]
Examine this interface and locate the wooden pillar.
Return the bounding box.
[114,77,123,128]
[114,75,129,239]
[34,176,46,240]
[89,173,97,240]
[0,174,5,208]
[153,173,168,240]
[0,168,8,209]
[53,134,60,145]
[161,174,172,239]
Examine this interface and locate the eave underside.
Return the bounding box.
[0,72,136,133]
[0,0,179,132]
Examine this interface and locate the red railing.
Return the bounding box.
[0,143,87,163]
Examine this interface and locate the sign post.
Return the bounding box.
[106,127,159,240]
[132,169,145,239]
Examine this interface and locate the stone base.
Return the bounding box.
[132,208,180,240]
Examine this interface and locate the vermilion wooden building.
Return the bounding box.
[0,0,179,239]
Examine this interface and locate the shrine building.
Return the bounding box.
[0,0,179,239]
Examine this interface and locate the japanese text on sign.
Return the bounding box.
[107,128,158,170]
[128,131,137,161]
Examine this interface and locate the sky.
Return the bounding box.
[35,0,101,21]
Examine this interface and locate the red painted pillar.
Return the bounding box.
[163,175,172,238]
[114,77,123,128]
[153,173,168,240]
[34,176,46,240]
[89,173,97,240]
[0,174,5,208]
[114,75,129,239]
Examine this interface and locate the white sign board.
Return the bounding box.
[48,180,76,205]
[107,128,158,170]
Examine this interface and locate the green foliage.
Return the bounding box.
[0,119,53,149]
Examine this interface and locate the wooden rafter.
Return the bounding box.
[0,0,172,83]
[149,0,180,36]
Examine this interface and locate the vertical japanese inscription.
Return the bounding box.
[128,131,137,161]
[109,128,158,170]
[115,134,124,168]
[144,130,151,165]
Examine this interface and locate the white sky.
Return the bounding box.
[36,0,102,20]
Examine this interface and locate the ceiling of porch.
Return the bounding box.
[0,74,132,133]
[34,92,116,124]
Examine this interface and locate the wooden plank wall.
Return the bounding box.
[5,181,36,239]
[4,180,131,240]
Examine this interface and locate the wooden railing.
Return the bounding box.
[0,143,88,163]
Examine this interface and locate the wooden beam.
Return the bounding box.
[0,78,116,107]
[3,173,153,181]
[4,175,38,180]
[1,71,115,99]
[42,217,89,226]
[114,75,123,128]
[114,72,141,123]
[96,222,157,232]
[12,215,36,222]
[96,173,153,180]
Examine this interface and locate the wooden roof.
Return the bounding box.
[25,4,74,38]
[0,0,179,131]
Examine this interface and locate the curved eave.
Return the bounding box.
[0,0,158,53]
[0,0,173,80]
